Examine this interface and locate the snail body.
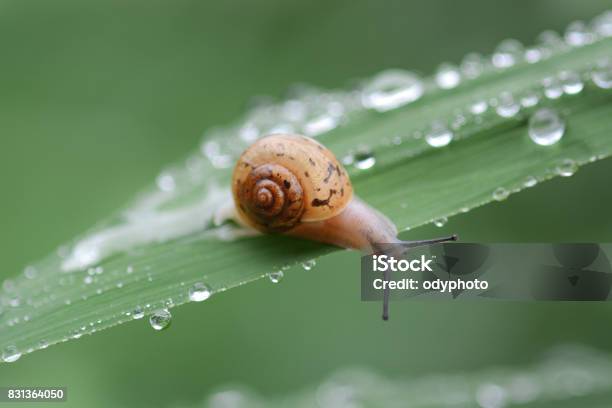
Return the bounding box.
[231,134,456,319]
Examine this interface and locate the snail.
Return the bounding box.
[231,134,457,320]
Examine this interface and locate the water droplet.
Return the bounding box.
[149,309,172,331]
[524,176,538,188]
[302,102,343,137]
[268,271,284,284]
[189,282,212,302]
[361,70,424,112]
[470,100,488,115]
[156,172,176,192]
[542,77,563,99]
[492,39,524,68]
[353,150,376,170]
[593,11,612,37]
[2,279,15,292]
[38,340,49,350]
[559,71,583,94]
[493,187,510,201]
[476,383,508,408]
[520,93,539,108]
[132,306,144,319]
[451,114,466,130]
[425,122,454,148]
[83,275,93,285]
[564,21,594,47]
[8,296,20,307]
[524,47,543,64]
[435,63,461,89]
[2,346,21,363]
[528,108,565,146]
[460,53,485,79]
[433,217,448,227]
[126,265,134,274]
[556,159,578,177]
[301,260,316,271]
[201,141,232,169]
[24,266,38,280]
[341,154,354,166]
[592,59,612,89]
[538,30,565,54]
[495,92,520,118]
[282,99,307,122]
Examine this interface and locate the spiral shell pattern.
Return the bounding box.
[237,164,304,231]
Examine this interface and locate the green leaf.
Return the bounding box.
[1,30,611,361]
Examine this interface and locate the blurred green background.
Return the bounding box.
[1,0,612,407]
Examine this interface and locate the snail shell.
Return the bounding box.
[232,134,353,232]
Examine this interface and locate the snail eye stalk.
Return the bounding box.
[381,234,458,321]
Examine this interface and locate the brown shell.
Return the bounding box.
[232,134,353,232]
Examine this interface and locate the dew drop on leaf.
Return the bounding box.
[492,39,524,68]
[149,309,172,331]
[495,92,520,118]
[361,70,424,112]
[593,11,612,37]
[435,63,461,89]
[425,122,453,148]
[353,150,376,170]
[268,271,284,284]
[524,47,543,64]
[493,187,510,201]
[520,93,539,108]
[156,172,176,192]
[538,30,565,53]
[523,176,538,188]
[559,71,583,95]
[556,159,578,177]
[433,217,448,227]
[592,59,612,89]
[188,282,212,302]
[24,266,38,280]
[564,21,594,47]
[460,53,485,79]
[2,345,21,363]
[528,108,565,146]
[469,100,488,115]
[542,77,563,99]
[132,306,144,320]
[301,260,316,271]
[476,383,507,408]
